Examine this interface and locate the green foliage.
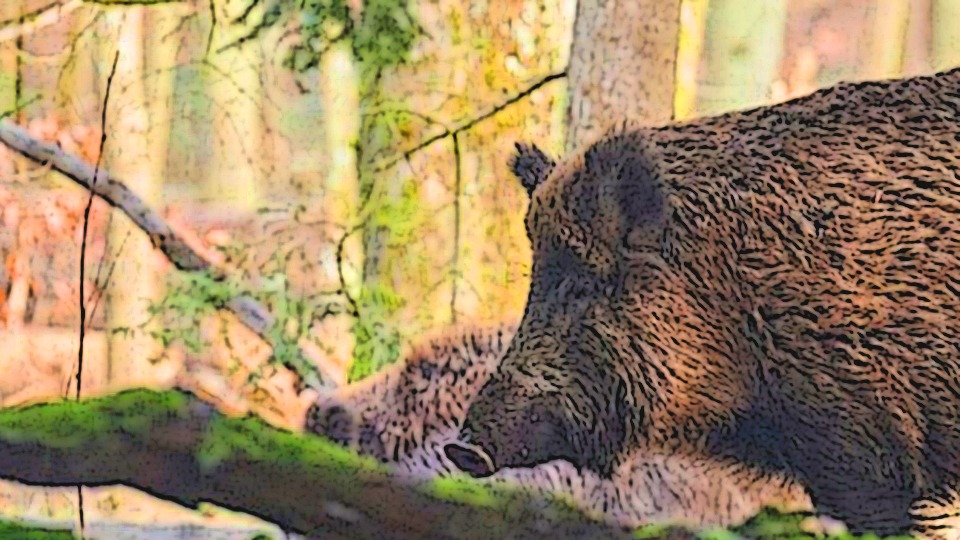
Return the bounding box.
[366,177,422,245]
[284,0,420,78]
[278,0,423,383]
[152,266,325,389]
[151,270,236,353]
[350,0,419,74]
[348,176,426,383]
[0,520,73,540]
[349,289,403,383]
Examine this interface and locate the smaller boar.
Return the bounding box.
[305,326,811,530]
[305,324,515,474]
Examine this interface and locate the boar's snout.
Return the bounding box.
[444,442,496,477]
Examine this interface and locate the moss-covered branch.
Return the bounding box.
[0,390,630,539]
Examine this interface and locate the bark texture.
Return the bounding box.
[564,0,682,150]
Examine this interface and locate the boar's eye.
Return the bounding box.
[520,447,530,458]
[530,413,540,423]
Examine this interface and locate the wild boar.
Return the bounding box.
[446,68,960,538]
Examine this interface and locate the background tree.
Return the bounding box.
[565,0,682,149]
[102,6,176,390]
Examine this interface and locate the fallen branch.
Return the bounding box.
[0,1,84,44]
[0,390,630,539]
[0,121,330,390]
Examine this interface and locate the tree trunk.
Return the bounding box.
[900,0,933,77]
[318,39,361,386]
[0,1,17,114]
[205,5,264,210]
[933,0,960,71]
[102,7,170,390]
[565,0,682,150]
[696,0,786,116]
[673,0,711,122]
[867,0,910,80]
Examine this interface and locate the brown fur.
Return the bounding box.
[451,68,960,539]
[306,326,811,530]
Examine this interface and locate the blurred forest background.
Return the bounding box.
[0,0,959,536]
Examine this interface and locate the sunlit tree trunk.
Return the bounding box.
[316,39,361,384]
[933,0,960,71]
[103,7,173,389]
[695,0,786,116]
[900,0,933,77]
[0,2,18,114]
[673,0,710,121]
[205,25,264,209]
[867,0,910,80]
[565,0,682,150]
[354,104,404,382]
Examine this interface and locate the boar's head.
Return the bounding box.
[446,138,674,478]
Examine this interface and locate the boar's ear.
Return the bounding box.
[509,142,555,197]
[616,157,667,253]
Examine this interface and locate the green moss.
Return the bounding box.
[196,414,385,477]
[696,528,742,540]
[0,390,189,448]
[423,476,503,508]
[0,392,926,540]
[0,520,73,539]
[633,524,675,539]
[729,508,916,540]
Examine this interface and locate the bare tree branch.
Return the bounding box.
[368,72,567,174]
[0,121,335,391]
[0,0,84,44]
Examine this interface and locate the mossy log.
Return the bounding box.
[0,390,632,540]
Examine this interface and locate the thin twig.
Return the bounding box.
[0,1,59,30]
[74,46,118,540]
[77,50,119,402]
[0,0,84,44]
[368,72,567,174]
[450,132,461,324]
[205,0,217,57]
[336,223,362,318]
[86,231,130,331]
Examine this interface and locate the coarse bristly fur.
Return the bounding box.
[446,67,960,539]
[306,326,812,531]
